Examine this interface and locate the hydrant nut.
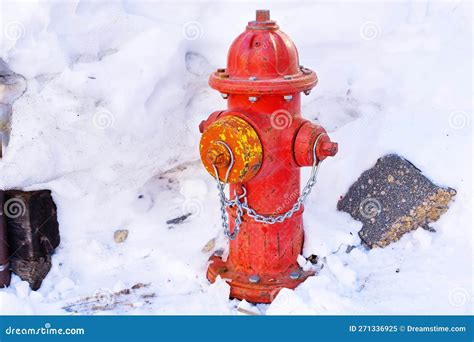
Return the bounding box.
[206,145,230,167]
[320,141,338,157]
[256,9,270,22]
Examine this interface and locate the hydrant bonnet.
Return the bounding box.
[209,10,318,95]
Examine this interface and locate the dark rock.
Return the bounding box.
[421,223,436,233]
[0,191,11,287]
[166,213,191,225]
[306,254,319,264]
[337,154,456,248]
[4,190,60,289]
[10,256,52,291]
[345,245,356,253]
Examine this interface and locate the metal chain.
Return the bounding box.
[212,141,242,240]
[212,134,327,240]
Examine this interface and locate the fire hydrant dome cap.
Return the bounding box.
[209,10,317,95]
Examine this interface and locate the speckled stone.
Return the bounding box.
[337,154,456,248]
[114,229,129,243]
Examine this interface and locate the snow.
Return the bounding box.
[0,0,472,315]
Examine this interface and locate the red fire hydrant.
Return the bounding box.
[199,10,338,303]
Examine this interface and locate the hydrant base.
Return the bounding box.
[207,255,315,304]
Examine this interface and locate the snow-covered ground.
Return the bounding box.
[0,0,472,315]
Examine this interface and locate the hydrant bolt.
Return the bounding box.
[289,271,301,280]
[248,275,261,283]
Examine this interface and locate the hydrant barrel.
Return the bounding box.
[200,10,338,303]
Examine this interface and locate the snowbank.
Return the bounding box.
[0,0,471,315]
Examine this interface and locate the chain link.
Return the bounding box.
[212,134,327,240]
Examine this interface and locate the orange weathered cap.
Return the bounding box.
[199,115,263,183]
